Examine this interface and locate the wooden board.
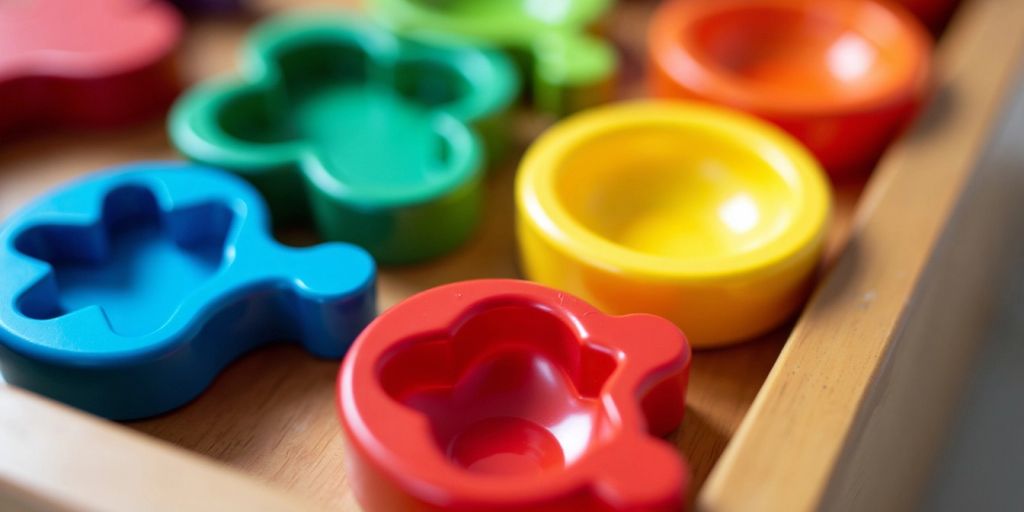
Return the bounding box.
[700,0,1024,510]
[0,0,1016,510]
[0,386,317,512]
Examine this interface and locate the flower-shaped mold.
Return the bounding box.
[0,0,182,137]
[170,14,518,265]
[0,162,376,420]
[338,279,691,512]
[368,0,616,116]
[517,101,832,347]
[649,0,932,180]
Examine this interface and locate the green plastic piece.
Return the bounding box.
[368,0,616,116]
[169,13,518,265]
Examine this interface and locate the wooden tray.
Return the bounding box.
[1,0,1022,510]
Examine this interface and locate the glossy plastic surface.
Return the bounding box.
[368,0,615,116]
[0,162,376,420]
[649,0,932,180]
[0,0,182,137]
[338,279,691,512]
[517,101,831,347]
[170,14,518,265]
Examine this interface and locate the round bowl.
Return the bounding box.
[516,101,832,347]
[649,0,931,179]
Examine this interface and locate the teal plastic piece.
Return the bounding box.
[169,13,519,265]
[368,0,617,115]
[0,162,376,420]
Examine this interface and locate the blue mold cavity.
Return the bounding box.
[0,162,377,420]
[15,186,233,335]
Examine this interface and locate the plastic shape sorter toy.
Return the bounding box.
[648,0,932,180]
[170,14,519,265]
[368,0,616,116]
[0,0,182,136]
[0,162,376,420]
[338,279,691,512]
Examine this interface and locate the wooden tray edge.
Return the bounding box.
[0,386,318,512]
[698,0,1024,510]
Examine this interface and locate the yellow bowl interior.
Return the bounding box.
[552,121,804,267]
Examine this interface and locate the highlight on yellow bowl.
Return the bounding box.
[515,100,832,347]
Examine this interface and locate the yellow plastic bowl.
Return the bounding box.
[516,101,832,347]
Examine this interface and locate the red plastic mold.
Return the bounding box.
[337,279,692,512]
[0,0,183,137]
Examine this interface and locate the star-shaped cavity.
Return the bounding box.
[0,162,376,420]
[340,279,691,511]
[368,0,617,115]
[170,14,518,264]
[0,0,182,135]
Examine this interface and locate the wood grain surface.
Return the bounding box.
[0,387,318,512]
[0,1,865,510]
[699,0,1024,510]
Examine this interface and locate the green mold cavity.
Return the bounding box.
[169,14,519,265]
[369,0,617,116]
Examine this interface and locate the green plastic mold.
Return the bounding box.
[368,0,616,116]
[169,13,519,265]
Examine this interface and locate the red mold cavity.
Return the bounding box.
[338,279,692,512]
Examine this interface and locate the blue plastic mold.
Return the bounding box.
[0,162,377,420]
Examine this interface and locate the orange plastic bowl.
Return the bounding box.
[649,0,932,180]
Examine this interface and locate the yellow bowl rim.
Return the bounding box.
[516,100,833,281]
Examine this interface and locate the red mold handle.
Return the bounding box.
[337,279,692,511]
